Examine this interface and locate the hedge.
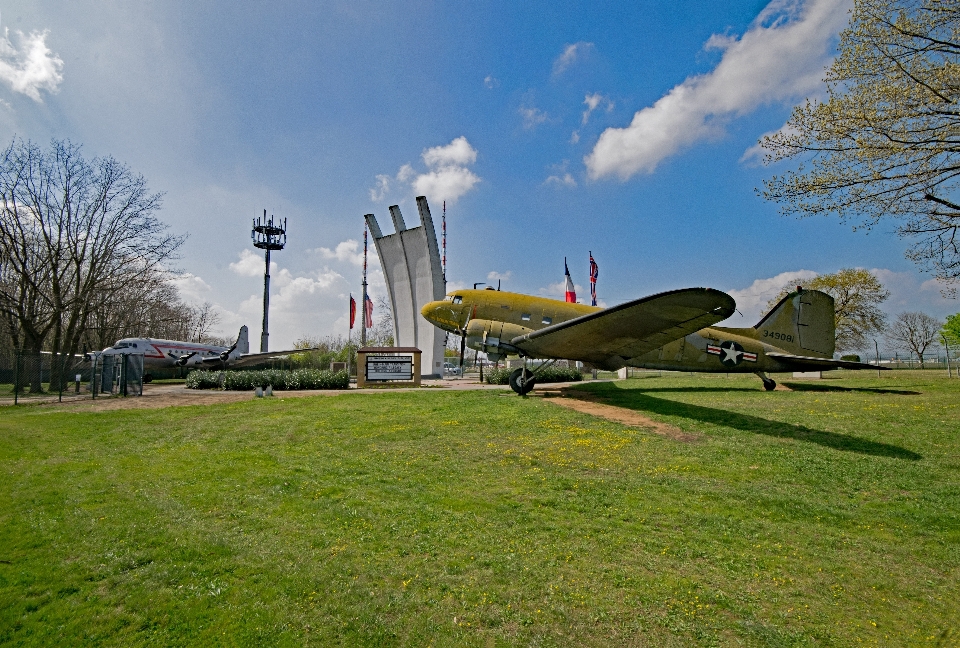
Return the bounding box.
[186,369,349,391]
[484,366,583,385]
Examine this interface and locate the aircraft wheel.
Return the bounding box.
[143,374,153,384]
[509,368,536,395]
[762,378,776,391]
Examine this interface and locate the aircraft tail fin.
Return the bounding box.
[754,288,835,358]
[237,326,249,354]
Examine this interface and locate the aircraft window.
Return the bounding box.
[521,313,531,321]
[500,305,510,310]
[113,342,129,349]
[452,296,463,304]
[542,316,552,325]
[444,295,454,302]
[132,343,138,348]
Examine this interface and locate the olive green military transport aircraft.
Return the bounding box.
[421,286,884,395]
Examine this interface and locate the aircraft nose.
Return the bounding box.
[421,300,458,331]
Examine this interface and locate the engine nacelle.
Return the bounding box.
[464,319,531,362]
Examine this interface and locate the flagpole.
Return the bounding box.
[361,224,368,348]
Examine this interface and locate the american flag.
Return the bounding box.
[349,294,356,329]
[364,294,374,328]
[589,252,598,306]
[564,258,576,303]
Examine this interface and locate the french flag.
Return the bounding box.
[564,258,576,303]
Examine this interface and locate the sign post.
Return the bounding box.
[356,347,421,388]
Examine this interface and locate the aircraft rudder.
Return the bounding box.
[237,325,250,354]
[754,289,835,357]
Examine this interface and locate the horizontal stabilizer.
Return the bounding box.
[199,347,318,368]
[766,352,889,371]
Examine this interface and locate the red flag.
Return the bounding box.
[564,258,576,303]
[349,294,356,329]
[364,294,374,328]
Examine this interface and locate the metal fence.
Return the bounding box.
[0,350,143,404]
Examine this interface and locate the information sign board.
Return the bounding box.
[366,355,413,381]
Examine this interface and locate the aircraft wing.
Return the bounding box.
[510,288,736,370]
[198,348,318,369]
[765,353,890,371]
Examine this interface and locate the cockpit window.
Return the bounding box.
[521,313,531,321]
[113,342,130,349]
[452,296,463,304]
[444,295,454,302]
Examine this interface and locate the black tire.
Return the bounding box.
[509,368,536,395]
[143,374,153,384]
[763,379,776,391]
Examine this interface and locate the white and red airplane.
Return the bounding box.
[88,326,308,381]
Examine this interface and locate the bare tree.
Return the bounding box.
[886,311,942,365]
[0,139,184,387]
[761,0,960,288]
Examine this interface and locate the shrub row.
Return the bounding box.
[186,369,349,391]
[484,366,583,385]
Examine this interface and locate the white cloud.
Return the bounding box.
[169,273,212,303]
[582,93,613,125]
[484,75,499,89]
[422,136,477,167]
[585,0,851,180]
[725,269,819,324]
[0,28,63,102]
[570,131,580,144]
[229,249,275,277]
[369,174,391,202]
[519,105,549,130]
[553,41,594,76]
[487,270,512,281]
[370,137,481,206]
[540,281,586,300]
[740,123,801,165]
[317,239,365,266]
[544,173,577,187]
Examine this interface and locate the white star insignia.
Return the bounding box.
[722,345,742,362]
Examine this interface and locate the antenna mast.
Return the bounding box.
[442,200,447,287]
[361,223,368,347]
[251,210,286,352]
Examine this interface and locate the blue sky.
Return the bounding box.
[1,0,955,349]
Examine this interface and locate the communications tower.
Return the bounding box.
[251,210,286,352]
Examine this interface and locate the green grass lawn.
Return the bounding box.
[1,372,957,646]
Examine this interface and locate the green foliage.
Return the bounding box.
[186,368,349,390]
[840,354,862,362]
[761,0,960,284]
[485,366,583,385]
[943,313,960,346]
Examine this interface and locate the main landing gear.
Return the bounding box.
[509,368,536,395]
[755,371,776,391]
[508,358,558,395]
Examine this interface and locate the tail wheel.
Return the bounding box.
[762,378,776,391]
[509,368,536,395]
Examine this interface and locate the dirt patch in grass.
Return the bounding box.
[56,385,340,412]
[536,388,701,442]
